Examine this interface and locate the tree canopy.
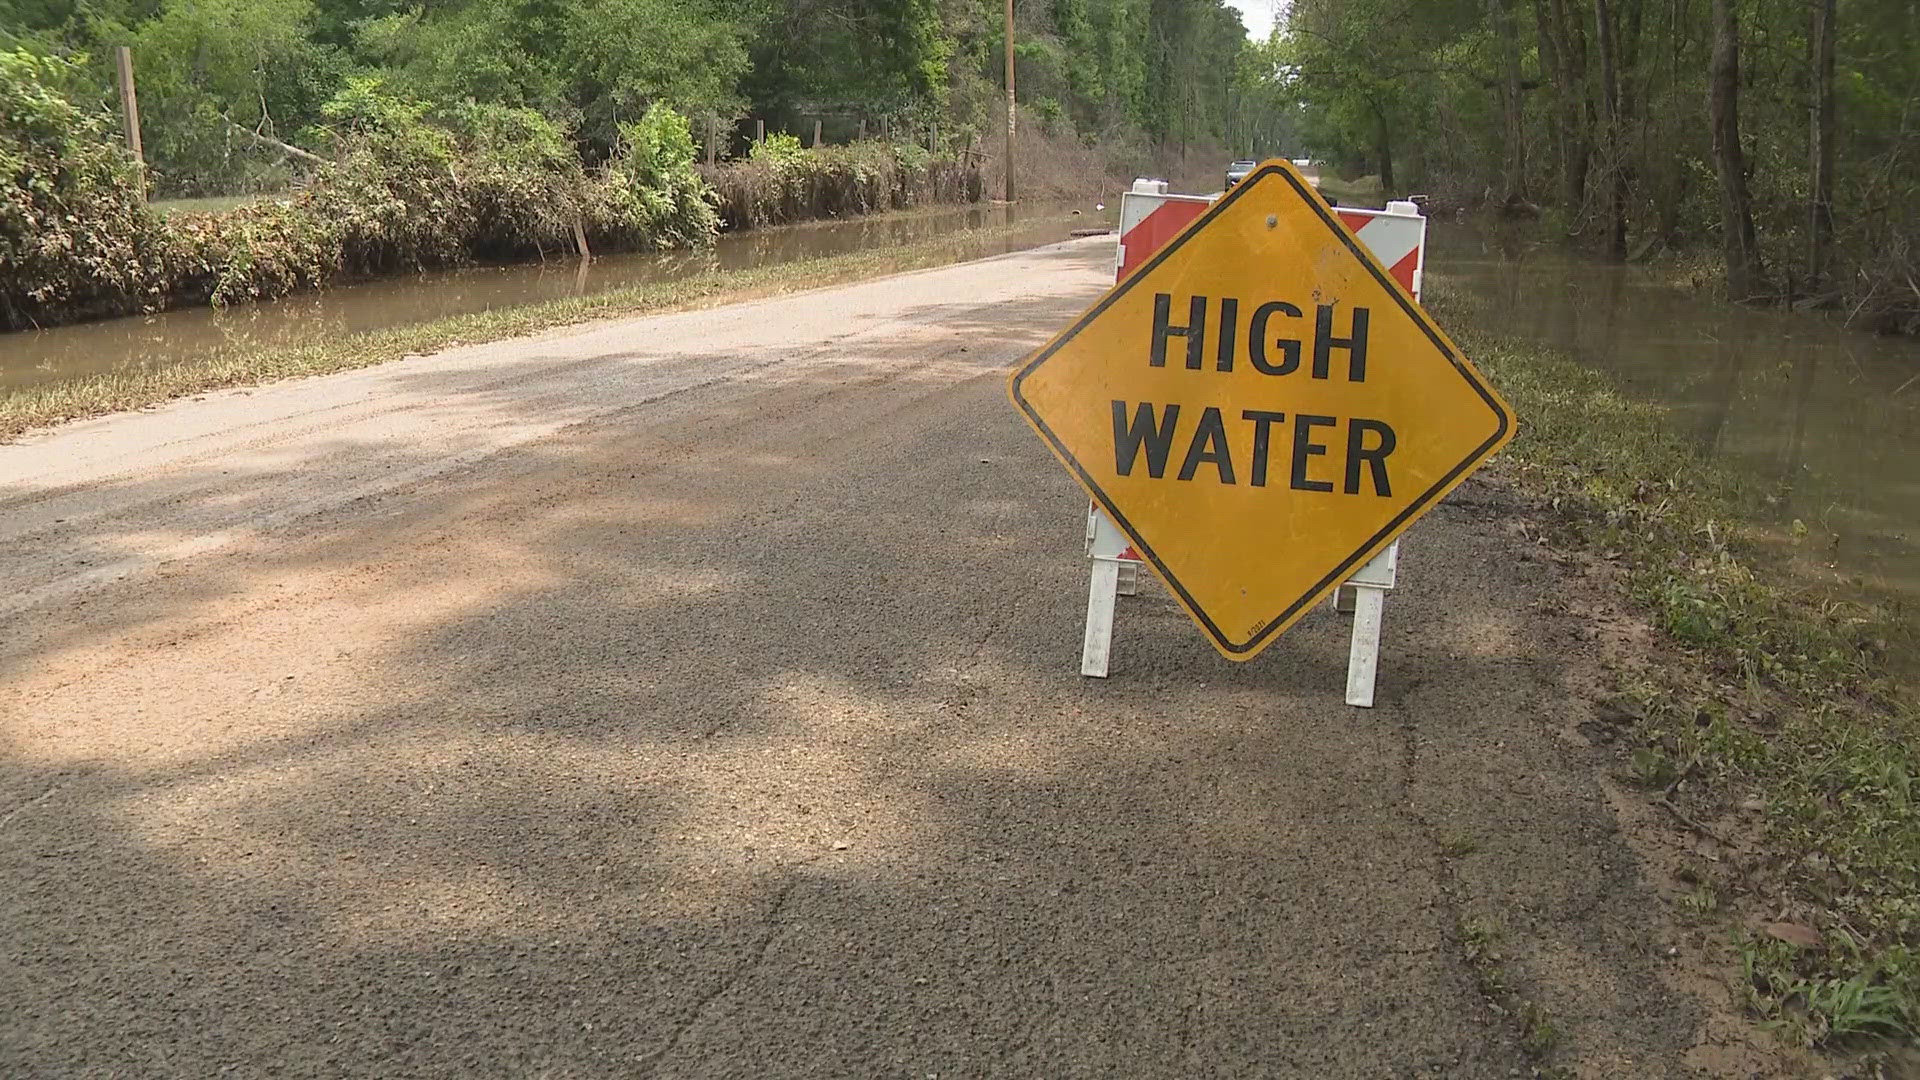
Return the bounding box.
[1274,0,1920,328]
[4,0,1284,192]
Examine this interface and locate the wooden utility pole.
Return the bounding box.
[113,46,145,200]
[1004,0,1016,202]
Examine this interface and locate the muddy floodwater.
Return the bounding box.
[0,200,1111,392]
[1428,224,1920,618]
[4,202,1913,628]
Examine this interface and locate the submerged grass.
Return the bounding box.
[1314,173,1386,207]
[1427,279,1920,1050]
[0,219,1051,441]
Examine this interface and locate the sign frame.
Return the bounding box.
[1010,160,1512,660]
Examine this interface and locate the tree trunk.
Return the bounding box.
[1709,0,1764,298]
[1619,0,1645,119]
[1593,0,1629,259]
[221,115,325,166]
[1373,104,1396,192]
[1807,0,1836,292]
[1546,0,1591,211]
[1616,0,1643,250]
[1652,0,1691,244]
[1530,0,1567,202]
[1490,0,1528,203]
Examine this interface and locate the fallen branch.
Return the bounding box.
[221,116,326,166]
[1659,796,1736,847]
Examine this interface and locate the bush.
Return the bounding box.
[702,137,980,231]
[0,62,723,329]
[0,50,161,327]
[591,104,719,251]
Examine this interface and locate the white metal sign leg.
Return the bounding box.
[1082,559,1121,678]
[1338,539,1399,707]
[1345,586,1386,707]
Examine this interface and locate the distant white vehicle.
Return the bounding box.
[1291,158,1312,167]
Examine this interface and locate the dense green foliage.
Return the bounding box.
[1,0,1275,195]
[2,0,1290,329]
[0,57,717,328]
[0,49,158,325]
[703,134,980,230]
[1275,0,1920,331]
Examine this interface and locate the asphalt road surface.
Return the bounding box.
[2,240,1761,1076]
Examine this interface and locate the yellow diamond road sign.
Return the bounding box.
[1009,160,1514,661]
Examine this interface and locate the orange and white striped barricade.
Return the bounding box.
[1322,200,1426,706]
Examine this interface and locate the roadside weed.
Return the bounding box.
[1427,282,1920,1050]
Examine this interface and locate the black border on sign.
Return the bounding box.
[1010,162,1513,656]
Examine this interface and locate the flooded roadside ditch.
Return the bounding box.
[1428,223,1920,620]
[0,200,1112,394]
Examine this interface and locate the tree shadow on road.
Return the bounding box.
[1,252,1705,1076]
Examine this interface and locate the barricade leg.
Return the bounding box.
[1082,560,1121,677]
[1344,586,1386,707]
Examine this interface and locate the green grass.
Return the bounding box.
[1455,917,1564,1066]
[151,192,283,216]
[0,218,1052,441]
[1314,172,1387,207]
[1428,280,1920,1048]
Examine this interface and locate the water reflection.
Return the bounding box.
[0,201,1109,392]
[1429,223,1920,609]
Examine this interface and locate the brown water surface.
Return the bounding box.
[1429,224,1920,621]
[8,202,1910,639]
[0,200,1110,392]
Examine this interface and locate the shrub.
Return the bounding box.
[702,138,981,231]
[591,103,718,251]
[0,61,725,329]
[0,49,161,328]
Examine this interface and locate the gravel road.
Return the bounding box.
[1,239,1767,1076]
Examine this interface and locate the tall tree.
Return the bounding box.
[1806,0,1836,293]
[1592,0,1628,258]
[1532,0,1590,210]
[1707,0,1763,298]
[1488,0,1527,203]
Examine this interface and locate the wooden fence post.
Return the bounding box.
[857,117,867,141]
[812,118,822,148]
[113,46,145,200]
[706,114,717,165]
[755,118,765,145]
